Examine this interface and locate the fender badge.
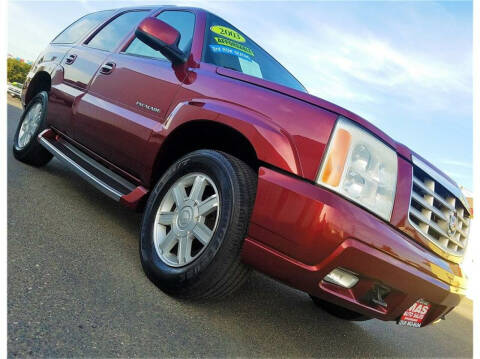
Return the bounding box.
[136,101,160,114]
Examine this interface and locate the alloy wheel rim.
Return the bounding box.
[17,102,43,149]
[153,172,220,267]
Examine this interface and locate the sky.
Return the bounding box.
[7,0,473,189]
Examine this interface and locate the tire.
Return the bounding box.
[310,295,371,321]
[12,91,53,167]
[140,150,257,299]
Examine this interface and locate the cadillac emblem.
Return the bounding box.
[447,211,458,237]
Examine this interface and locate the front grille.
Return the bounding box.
[409,159,471,257]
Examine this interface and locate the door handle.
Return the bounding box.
[65,54,77,65]
[100,62,116,75]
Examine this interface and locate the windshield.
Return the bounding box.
[202,13,307,93]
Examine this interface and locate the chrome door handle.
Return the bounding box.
[65,54,77,65]
[100,62,115,75]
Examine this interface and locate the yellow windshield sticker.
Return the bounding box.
[214,37,254,56]
[210,25,246,43]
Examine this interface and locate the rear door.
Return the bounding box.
[73,10,196,180]
[47,10,114,135]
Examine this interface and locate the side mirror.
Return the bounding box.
[135,17,187,64]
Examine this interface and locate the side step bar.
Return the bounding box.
[38,129,148,208]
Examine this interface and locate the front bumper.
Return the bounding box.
[242,167,466,326]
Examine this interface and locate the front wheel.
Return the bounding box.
[12,91,52,166]
[140,150,257,299]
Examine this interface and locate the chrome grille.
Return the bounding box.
[408,157,471,257]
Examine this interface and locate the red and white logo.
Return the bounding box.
[398,299,431,328]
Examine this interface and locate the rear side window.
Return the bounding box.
[124,10,195,60]
[86,11,149,52]
[203,13,306,92]
[52,10,114,44]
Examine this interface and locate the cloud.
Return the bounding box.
[212,2,471,126]
[79,0,97,13]
[439,159,473,169]
[320,26,470,92]
[261,19,471,117]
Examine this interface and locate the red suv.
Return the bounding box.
[14,6,470,327]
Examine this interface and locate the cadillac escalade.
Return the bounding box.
[13,6,471,327]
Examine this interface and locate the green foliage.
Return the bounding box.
[7,58,32,84]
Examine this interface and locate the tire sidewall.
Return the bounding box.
[13,91,48,157]
[140,150,238,292]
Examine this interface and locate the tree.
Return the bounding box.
[7,58,32,84]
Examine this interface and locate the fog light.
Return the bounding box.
[323,268,359,288]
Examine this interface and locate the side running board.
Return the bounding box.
[38,129,148,209]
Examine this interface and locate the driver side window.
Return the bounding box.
[124,10,195,60]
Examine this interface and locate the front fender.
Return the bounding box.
[147,98,302,178]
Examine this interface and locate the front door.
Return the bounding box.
[73,10,196,180]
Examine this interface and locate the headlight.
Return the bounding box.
[317,117,398,221]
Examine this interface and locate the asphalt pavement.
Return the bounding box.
[7,96,473,358]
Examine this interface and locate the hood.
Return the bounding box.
[218,67,408,153]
